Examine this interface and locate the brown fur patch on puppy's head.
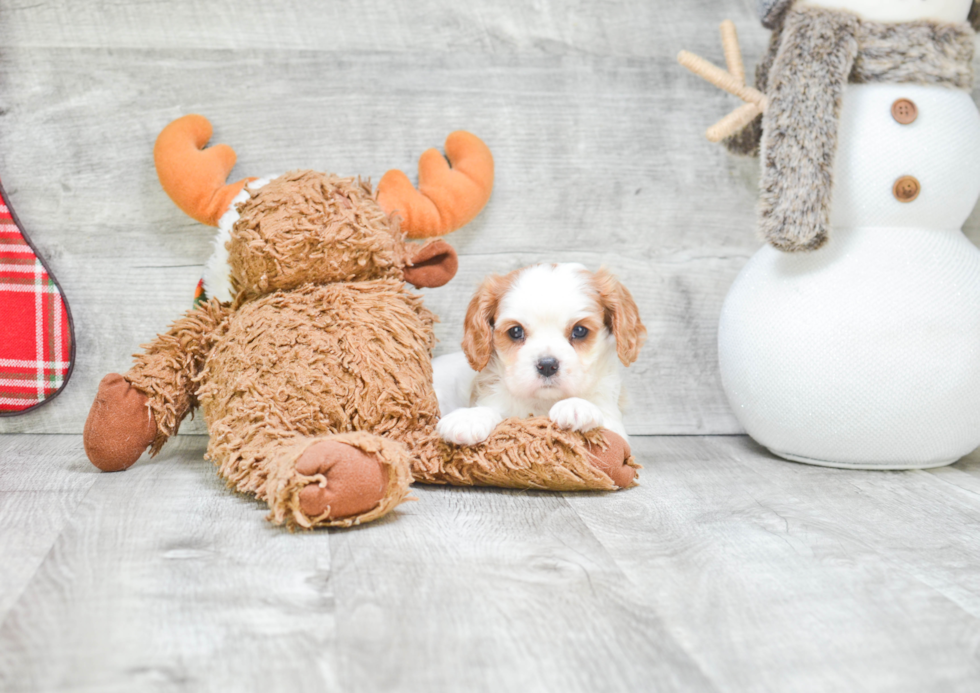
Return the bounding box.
[228,170,405,299]
[490,315,525,366]
[590,267,646,366]
[565,313,604,356]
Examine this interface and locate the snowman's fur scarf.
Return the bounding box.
[759,8,859,252]
[731,5,976,251]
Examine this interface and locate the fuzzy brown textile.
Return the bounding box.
[851,20,974,88]
[86,163,633,530]
[730,10,976,157]
[84,374,158,472]
[197,280,439,508]
[230,171,405,299]
[126,298,233,453]
[261,432,415,529]
[410,418,639,491]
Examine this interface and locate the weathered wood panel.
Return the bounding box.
[0,0,978,436]
[0,435,97,625]
[0,0,761,436]
[0,436,342,693]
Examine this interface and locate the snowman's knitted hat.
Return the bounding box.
[760,0,980,29]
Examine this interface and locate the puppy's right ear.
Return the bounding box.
[592,267,646,366]
[462,274,508,371]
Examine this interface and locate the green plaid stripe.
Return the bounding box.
[0,275,57,287]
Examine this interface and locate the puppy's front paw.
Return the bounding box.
[437,407,503,446]
[549,398,604,432]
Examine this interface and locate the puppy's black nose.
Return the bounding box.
[536,357,559,377]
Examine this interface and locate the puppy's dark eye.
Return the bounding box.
[571,325,589,340]
[507,325,525,341]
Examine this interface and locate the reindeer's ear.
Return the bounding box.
[402,240,458,288]
[461,274,511,371]
[154,114,254,226]
[592,268,647,366]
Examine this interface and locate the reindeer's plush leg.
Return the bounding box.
[407,418,639,491]
[207,426,413,529]
[83,299,232,471]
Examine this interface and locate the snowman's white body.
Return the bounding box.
[718,1,980,468]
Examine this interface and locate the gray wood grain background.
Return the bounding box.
[2,0,980,436]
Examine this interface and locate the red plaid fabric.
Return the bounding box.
[0,180,74,414]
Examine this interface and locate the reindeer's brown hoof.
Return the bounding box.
[83,374,157,472]
[296,441,388,521]
[586,430,635,488]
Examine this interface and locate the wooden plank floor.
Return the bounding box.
[2,434,979,692]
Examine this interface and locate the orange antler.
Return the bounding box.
[154,114,251,226]
[377,131,494,239]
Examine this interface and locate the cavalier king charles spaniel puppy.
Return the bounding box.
[434,263,646,446]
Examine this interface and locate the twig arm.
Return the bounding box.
[677,50,767,108]
[707,102,762,142]
[677,21,768,143]
[720,20,745,85]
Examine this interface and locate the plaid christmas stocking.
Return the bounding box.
[0,180,74,415]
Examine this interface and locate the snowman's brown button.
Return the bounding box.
[891,99,918,124]
[893,175,920,202]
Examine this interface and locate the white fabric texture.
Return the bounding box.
[800,0,972,23]
[720,84,980,468]
[203,177,273,303]
[832,85,980,230]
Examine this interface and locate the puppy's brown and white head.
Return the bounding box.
[462,263,646,403]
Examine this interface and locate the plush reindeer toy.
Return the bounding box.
[84,115,636,528]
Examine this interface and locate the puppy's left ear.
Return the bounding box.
[402,240,458,288]
[593,268,647,366]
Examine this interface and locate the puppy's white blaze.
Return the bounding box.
[496,263,595,332]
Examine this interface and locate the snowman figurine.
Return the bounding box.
[680,0,980,469]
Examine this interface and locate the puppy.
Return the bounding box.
[434,263,646,446]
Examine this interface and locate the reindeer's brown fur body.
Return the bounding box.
[198,280,437,527]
